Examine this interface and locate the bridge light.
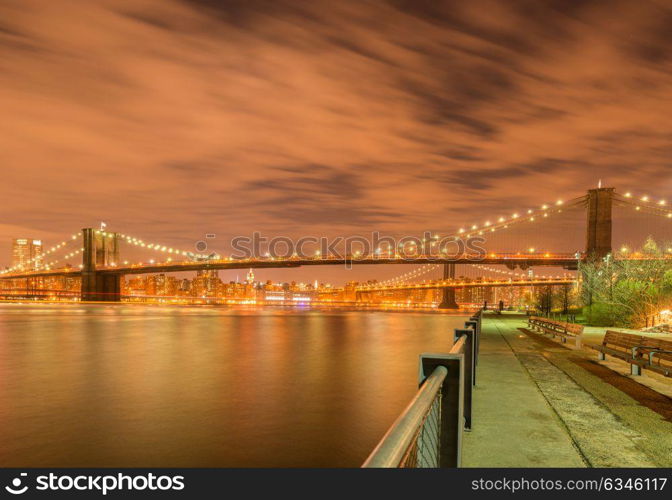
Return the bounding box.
[556,200,563,205]
[528,248,535,253]
[149,259,155,264]
[512,213,519,219]
[624,192,632,198]
[541,204,548,210]
[527,209,533,214]
[641,195,649,202]
[124,261,129,265]
[635,206,641,211]
[659,200,667,206]
[668,214,672,218]
[458,228,465,234]
[498,217,505,223]
[484,221,491,227]
[471,225,477,230]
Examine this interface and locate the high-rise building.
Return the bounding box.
[12,238,43,270]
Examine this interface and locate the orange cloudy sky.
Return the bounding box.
[2,0,672,280]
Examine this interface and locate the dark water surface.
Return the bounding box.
[0,304,468,467]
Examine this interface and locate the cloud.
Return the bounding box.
[2,0,672,281]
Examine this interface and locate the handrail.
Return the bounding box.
[363,332,472,468]
[362,365,448,468]
[451,334,466,354]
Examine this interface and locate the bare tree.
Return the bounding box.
[579,237,672,327]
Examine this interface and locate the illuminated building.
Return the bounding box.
[146,275,158,296]
[165,276,179,297]
[11,238,43,270]
[344,281,358,301]
[193,270,220,297]
[155,274,166,295]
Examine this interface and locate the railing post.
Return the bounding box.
[465,320,479,379]
[454,329,474,431]
[419,354,464,467]
[470,309,482,363]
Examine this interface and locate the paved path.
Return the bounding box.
[462,315,670,467]
[462,317,585,467]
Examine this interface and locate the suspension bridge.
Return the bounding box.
[1,187,670,304]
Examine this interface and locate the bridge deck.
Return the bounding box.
[0,255,581,280]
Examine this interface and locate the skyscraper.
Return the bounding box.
[11,238,43,270]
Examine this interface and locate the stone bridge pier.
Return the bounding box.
[81,228,121,302]
[438,263,459,309]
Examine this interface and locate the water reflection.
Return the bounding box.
[0,304,467,467]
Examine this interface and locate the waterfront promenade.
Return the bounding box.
[462,314,672,467]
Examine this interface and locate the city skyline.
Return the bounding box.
[3,1,672,283]
[2,230,576,305]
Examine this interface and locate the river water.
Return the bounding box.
[0,303,468,467]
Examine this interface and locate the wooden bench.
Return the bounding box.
[528,316,552,333]
[590,331,672,377]
[528,316,556,333]
[636,337,672,377]
[558,323,584,348]
[527,316,583,348]
[527,316,542,330]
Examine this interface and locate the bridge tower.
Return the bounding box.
[81,228,121,302]
[585,187,614,259]
[438,263,459,309]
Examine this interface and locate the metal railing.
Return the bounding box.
[363,310,481,468]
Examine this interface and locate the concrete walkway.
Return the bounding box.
[462,317,585,467]
[462,315,671,467]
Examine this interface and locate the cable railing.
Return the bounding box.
[362,310,481,468]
